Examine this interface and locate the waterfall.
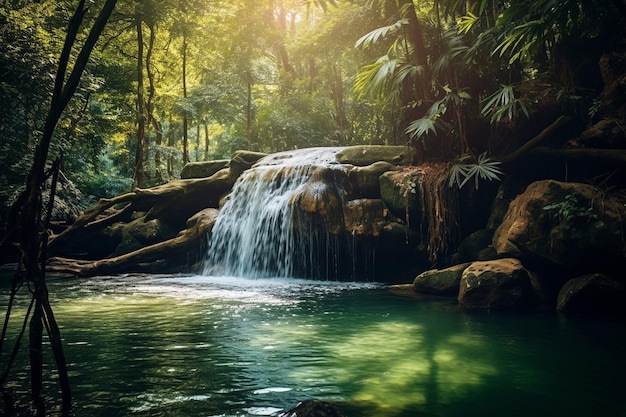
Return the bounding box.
[203,148,349,279]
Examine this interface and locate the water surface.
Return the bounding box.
[2,274,624,416]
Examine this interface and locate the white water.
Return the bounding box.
[203,148,347,279]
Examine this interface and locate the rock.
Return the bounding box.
[180,159,229,179]
[413,263,471,296]
[336,145,410,166]
[347,161,396,198]
[557,274,626,318]
[449,229,494,264]
[343,199,387,237]
[578,118,626,149]
[492,179,626,275]
[229,150,267,178]
[282,399,345,417]
[458,258,534,311]
[292,167,348,235]
[379,170,422,223]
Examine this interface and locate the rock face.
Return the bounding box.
[493,179,626,276]
[413,263,471,296]
[557,274,626,317]
[458,258,534,311]
[49,146,425,281]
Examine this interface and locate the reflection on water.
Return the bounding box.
[1,274,625,417]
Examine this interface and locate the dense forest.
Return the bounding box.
[2,0,624,226]
[1,0,626,415]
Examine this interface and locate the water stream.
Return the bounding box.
[2,274,624,417]
[203,148,350,279]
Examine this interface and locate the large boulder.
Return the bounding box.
[458,258,535,311]
[493,180,626,276]
[291,167,348,235]
[379,170,422,223]
[557,274,626,318]
[180,159,229,179]
[336,145,410,166]
[343,199,387,237]
[347,161,396,199]
[413,263,471,296]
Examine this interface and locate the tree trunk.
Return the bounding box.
[135,17,146,188]
[246,78,252,150]
[1,0,119,414]
[182,35,190,164]
[204,122,210,159]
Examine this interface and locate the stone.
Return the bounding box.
[228,150,267,178]
[282,399,345,417]
[180,159,229,179]
[343,199,387,237]
[449,229,494,264]
[336,145,410,166]
[413,263,471,296]
[578,118,626,149]
[557,274,626,317]
[493,179,626,275]
[291,167,348,235]
[379,170,422,223]
[347,161,396,199]
[458,258,534,311]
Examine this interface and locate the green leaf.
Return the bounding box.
[355,19,407,49]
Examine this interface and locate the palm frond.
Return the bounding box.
[448,153,504,189]
[355,19,407,49]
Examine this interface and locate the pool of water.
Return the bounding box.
[2,274,625,416]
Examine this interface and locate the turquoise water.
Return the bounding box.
[1,274,625,416]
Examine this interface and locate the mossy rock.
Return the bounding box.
[336,145,410,166]
[180,160,229,179]
[379,170,422,223]
[229,150,268,177]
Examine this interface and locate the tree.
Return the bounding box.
[0,0,118,414]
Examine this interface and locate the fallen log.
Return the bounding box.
[47,208,219,276]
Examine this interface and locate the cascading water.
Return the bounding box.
[203,148,349,279]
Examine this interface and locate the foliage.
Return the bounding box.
[1,0,624,227]
[447,153,504,189]
[543,194,598,222]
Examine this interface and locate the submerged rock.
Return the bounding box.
[458,258,534,311]
[282,399,345,417]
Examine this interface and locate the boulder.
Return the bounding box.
[347,161,396,199]
[336,145,410,166]
[282,399,345,417]
[180,159,229,179]
[449,229,494,264]
[343,199,387,237]
[413,263,471,296]
[557,274,626,318]
[291,167,348,235]
[229,150,268,178]
[578,118,626,149]
[458,258,534,311]
[379,170,422,224]
[493,180,626,275]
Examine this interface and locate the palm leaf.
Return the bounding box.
[355,19,407,49]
